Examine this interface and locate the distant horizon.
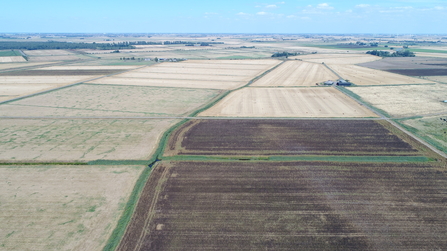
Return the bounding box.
[1,32,447,36]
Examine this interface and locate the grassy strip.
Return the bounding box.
[336,86,391,118]
[394,119,447,155]
[0,162,85,166]
[102,163,154,251]
[88,160,150,165]
[162,155,431,163]
[245,61,285,87]
[409,48,447,54]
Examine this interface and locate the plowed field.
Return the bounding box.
[198,87,377,117]
[165,119,420,156]
[250,61,337,86]
[118,161,447,251]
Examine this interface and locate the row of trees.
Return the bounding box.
[271,51,300,58]
[366,50,415,57]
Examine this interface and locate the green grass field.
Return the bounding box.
[0,50,21,57]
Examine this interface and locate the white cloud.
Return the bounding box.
[355,4,370,8]
[257,11,267,15]
[434,6,445,10]
[237,12,251,16]
[286,15,297,18]
[317,3,333,9]
[266,4,278,9]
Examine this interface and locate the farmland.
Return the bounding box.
[0,56,26,62]
[165,119,420,156]
[250,61,337,87]
[293,53,381,65]
[119,160,447,251]
[89,60,280,90]
[0,84,221,117]
[1,34,447,251]
[345,84,447,117]
[0,165,143,251]
[0,119,177,162]
[198,87,377,117]
[328,64,434,85]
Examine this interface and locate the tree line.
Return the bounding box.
[366,50,415,57]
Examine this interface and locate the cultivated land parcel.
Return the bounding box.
[1,34,447,251]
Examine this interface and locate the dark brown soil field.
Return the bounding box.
[385,69,447,76]
[0,69,124,76]
[119,161,447,251]
[358,57,447,70]
[166,119,421,156]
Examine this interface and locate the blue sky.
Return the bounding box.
[1,0,446,33]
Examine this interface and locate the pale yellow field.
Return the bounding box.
[38,65,140,70]
[415,52,447,58]
[292,53,374,60]
[0,165,143,251]
[0,119,177,161]
[0,56,26,62]
[346,84,447,117]
[24,50,75,56]
[425,76,447,83]
[90,78,245,89]
[0,62,52,70]
[251,61,337,86]
[0,84,221,117]
[0,76,101,84]
[0,83,65,101]
[199,87,377,117]
[304,56,381,65]
[28,55,85,62]
[89,60,280,89]
[328,64,435,85]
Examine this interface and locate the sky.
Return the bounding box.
[1,0,446,34]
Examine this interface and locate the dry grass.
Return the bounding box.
[88,60,280,89]
[24,50,75,56]
[0,62,51,70]
[0,84,221,117]
[347,84,447,117]
[329,64,434,85]
[199,87,377,117]
[425,76,447,83]
[0,165,143,251]
[0,119,177,162]
[38,66,140,70]
[0,76,100,84]
[304,56,381,65]
[0,83,66,101]
[251,61,337,86]
[0,56,27,63]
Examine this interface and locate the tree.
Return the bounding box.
[154,57,159,62]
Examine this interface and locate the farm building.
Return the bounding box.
[324,80,335,85]
[336,79,352,86]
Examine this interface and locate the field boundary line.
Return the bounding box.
[0,65,150,105]
[322,63,343,79]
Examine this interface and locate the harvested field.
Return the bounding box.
[0,76,100,84]
[40,65,139,70]
[198,87,377,117]
[0,69,124,76]
[425,76,447,83]
[0,62,51,71]
[328,64,434,85]
[346,84,447,117]
[0,165,143,251]
[27,55,86,62]
[0,56,26,62]
[0,119,176,162]
[165,119,420,156]
[293,54,381,65]
[250,61,337,86]
[400,115,447,153]
[415,52,447,58]
[0,84,220,117]
[0,83,65,102]
[24,50,75,56]
[89,60,280,90]
[119,161,447,251]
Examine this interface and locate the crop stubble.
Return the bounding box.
[328,64,434,85]
[250,61,338,86]
[0,165,143,251]
[198,87,377,117]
